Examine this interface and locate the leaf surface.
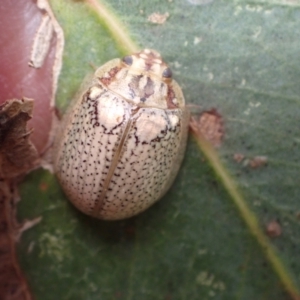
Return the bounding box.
[18,1,300,299]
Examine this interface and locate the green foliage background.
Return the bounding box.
[18,0,300,299]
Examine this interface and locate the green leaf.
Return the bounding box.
[18,0,300,299]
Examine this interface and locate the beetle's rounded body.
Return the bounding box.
[54,49,189,220]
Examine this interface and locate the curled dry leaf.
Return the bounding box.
[0,98,39,179]
[29,14,54,69]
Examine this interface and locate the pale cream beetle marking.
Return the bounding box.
[54,49,189,220]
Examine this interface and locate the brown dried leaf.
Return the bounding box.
[0,180,32,300]
[0,98,40,179]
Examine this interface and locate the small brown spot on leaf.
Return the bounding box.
[248,156,268,169]
[148,12,170,24]
[190,109,224,147]
[233,154,268,169]
[233,153,244,163]
[266,220,282,238]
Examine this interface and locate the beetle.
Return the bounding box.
[54,49,189,220]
